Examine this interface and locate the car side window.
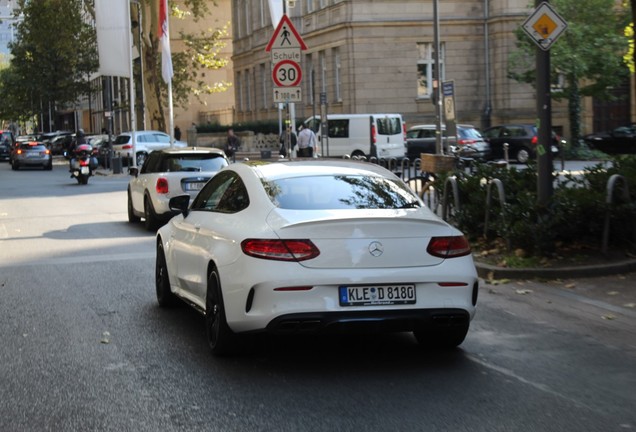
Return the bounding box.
[154,133,170,144]
[483,128,499,139]
[328,119,349,138]
[141,153,161,173]
[191,171,248,213]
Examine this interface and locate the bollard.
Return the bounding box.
[112,156,123,174]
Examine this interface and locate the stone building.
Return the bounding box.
[229,0,631,140]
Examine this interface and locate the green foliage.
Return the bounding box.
[447,157,636,257]
[0,0,99,122]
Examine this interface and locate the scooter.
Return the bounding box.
[69,144,98,185]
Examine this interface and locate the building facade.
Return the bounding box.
[229,0,629,140]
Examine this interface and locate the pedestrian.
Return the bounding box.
[174,125,182,141]
[279,128,297,157]
[225,128,240,162]
[297,124,317,157]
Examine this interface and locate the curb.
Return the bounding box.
[475,259,636,280]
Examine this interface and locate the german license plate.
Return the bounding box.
[339,284,416,307]
[185,182,205,191]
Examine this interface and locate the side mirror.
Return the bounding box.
[129,167,139,176]
[169,194,190,217]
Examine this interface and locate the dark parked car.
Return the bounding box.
[583,124,636,154]
[0,130,15,161]
[405,124,490,161]
[482,124,561,163]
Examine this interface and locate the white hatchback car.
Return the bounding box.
[113,130,187,167]
[156,159,479,355]
[127,147,228,230]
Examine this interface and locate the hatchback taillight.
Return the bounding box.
[457,139,476,145]
[156,178,169,194]
[241,239,320,261]
[427,236,471,258]
[531,136,538,145]
[371,125,377,144]
[122,144,132,150]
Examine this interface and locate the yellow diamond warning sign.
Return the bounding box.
[522,2,568,51]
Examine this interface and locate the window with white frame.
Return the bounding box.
[417,42,445,99]
[244,1,251,35]
[237,71,243,111]
[306,0,314,13]
[245,68,252,111]
[319,50,326,93]
[260,63,268,109]
[259,0,267,28]
[333,47,341,102]
[306,54,314,105]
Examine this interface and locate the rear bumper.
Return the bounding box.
[265,308,470,334]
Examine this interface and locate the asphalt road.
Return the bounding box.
[0,160,635,432]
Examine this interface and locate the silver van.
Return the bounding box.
[305,114,406,159]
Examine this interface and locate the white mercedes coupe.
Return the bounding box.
[156,159,479,355]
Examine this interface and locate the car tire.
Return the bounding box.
[144,196,159,231]
[11,161,18,170]
[205,269,237,356]
[156,240,178,307]
[516,147,530,164]
[127,189,141,223]
[413,322,469,350]
[351,150,366,160]
[45,161,52,171]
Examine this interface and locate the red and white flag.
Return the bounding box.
[159,0,173,83]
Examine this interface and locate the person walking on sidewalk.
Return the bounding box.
[297,125,316,158]
[225,128,240,162]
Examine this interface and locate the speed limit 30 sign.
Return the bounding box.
[272,60,302,87]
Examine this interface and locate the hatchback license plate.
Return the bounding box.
[339,285,416,307]
[185,182,205,191]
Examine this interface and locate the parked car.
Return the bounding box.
[405,124,490,161]
[481,124,561,163]
[155,159,479,355]
[113,130,187,167]
[0,130,15,161]
[11,141,52,170]
[127,147,228,230]
[583,124,636,154]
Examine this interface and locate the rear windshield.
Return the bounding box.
[19,143,46,151]
[376,117,402,135]
[113,135,131,145]
[266,174,420,210]
[458,127,483,139]
[162,154,228,172]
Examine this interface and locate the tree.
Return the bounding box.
[508,0,630,146]
[135,0,232,132]
[0,0,99,129]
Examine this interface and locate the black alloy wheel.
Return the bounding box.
[156,241,178,307]
[205,270,237,356]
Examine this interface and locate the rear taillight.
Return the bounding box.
[156,178,169,194]
[427,236,471,258]
[531,136,538,145]
[371,125,377,144]
[403,123,407,141]
[241,239,320,261]
[122,144,132,150]
[457,139,476,145]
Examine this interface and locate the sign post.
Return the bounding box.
[522,1,567,207]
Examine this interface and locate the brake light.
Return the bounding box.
[16,149,22,155]
[371,125,377,144]
[122,144,132,150]
[457,139,476,145]
[241,239,320,261]
[156,178,169,194]
[531,136,538,145]
[403,123,407,141]
[427,236,471,258]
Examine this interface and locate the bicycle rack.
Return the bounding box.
[483,178,510,251]
[441,176,460,221]
[602,174,632,255]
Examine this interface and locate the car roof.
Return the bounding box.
[408,124,476,130]
[156,146,225,155]
[234,159,397,181]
